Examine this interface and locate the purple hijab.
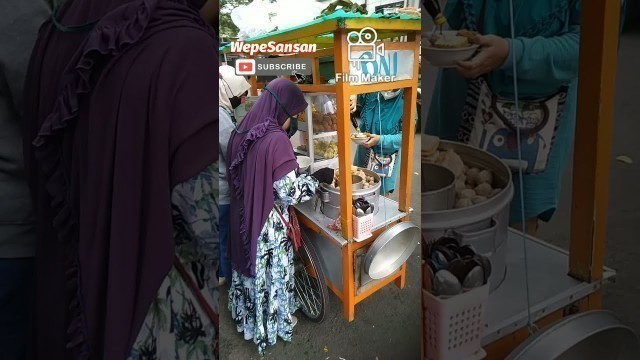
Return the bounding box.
[22,0,216,359]
[227,78,307,277]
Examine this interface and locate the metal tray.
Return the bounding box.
[364,222,420,279]
[506,310,639,359]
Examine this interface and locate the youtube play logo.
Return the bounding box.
[235,59,255,75]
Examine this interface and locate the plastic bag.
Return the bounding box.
[230,0,276,39]
[270,0,325,30]
[231,0,323,39]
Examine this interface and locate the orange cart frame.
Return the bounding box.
[223,16,421,322]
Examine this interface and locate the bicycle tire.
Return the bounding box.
[293,231,329,323]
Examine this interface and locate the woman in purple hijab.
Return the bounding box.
[226,78,318,355]
[22,0,219,359]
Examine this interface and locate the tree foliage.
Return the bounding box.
[219,0,259,39]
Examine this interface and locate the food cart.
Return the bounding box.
[422,1,637,359]
[222,10,421,322]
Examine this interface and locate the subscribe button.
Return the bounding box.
[235,58,312,76]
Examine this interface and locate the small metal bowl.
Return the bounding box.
[421,162,456,211]
[351,174,364,190]
[332,174,364,190]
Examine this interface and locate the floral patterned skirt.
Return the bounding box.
[129,267,217,360]
[228,209,298,356]
[128,164,219,360]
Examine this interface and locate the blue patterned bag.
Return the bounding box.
[458,77,568,173]
[456,0,569,174]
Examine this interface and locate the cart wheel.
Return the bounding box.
[293,232,329,323]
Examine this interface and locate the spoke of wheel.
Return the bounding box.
[294,264,313,314]
[298,268,320,315]
[293,250,323,317]
[302,252,322,313]
[296,272,319,316]
[302,268,320,314]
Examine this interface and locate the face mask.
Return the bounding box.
[221,77,243,110]
[380,89,402,100]
[263,86,299,138]
[287,116,299,138]
[230,96,242,109]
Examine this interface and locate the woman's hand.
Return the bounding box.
[363,133,381,148]
[456,35,509,79]
[349,95,357,113]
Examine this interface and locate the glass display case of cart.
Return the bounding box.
[291,93,340,172]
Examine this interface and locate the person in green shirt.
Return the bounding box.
[350,90,405,195]
[427,0,581,236]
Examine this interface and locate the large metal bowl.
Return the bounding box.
[364,222,420,279]
[507,310,640,360]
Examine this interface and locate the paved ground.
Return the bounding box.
[219,138,423,360]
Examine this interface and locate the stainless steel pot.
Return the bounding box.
[318,167,382,218]
[421,162,456,211]
[422,141,514,292]
[319,202,340,220]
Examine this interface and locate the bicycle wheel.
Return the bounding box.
[293,231,329,322]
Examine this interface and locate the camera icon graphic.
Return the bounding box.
[347,27,385,65]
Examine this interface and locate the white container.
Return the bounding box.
[296,155,312,172]
[423,284,489,360]
[423,31,479,68]
[423,46,478,68]
[351,133,370,146]
[353,213,373,242]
